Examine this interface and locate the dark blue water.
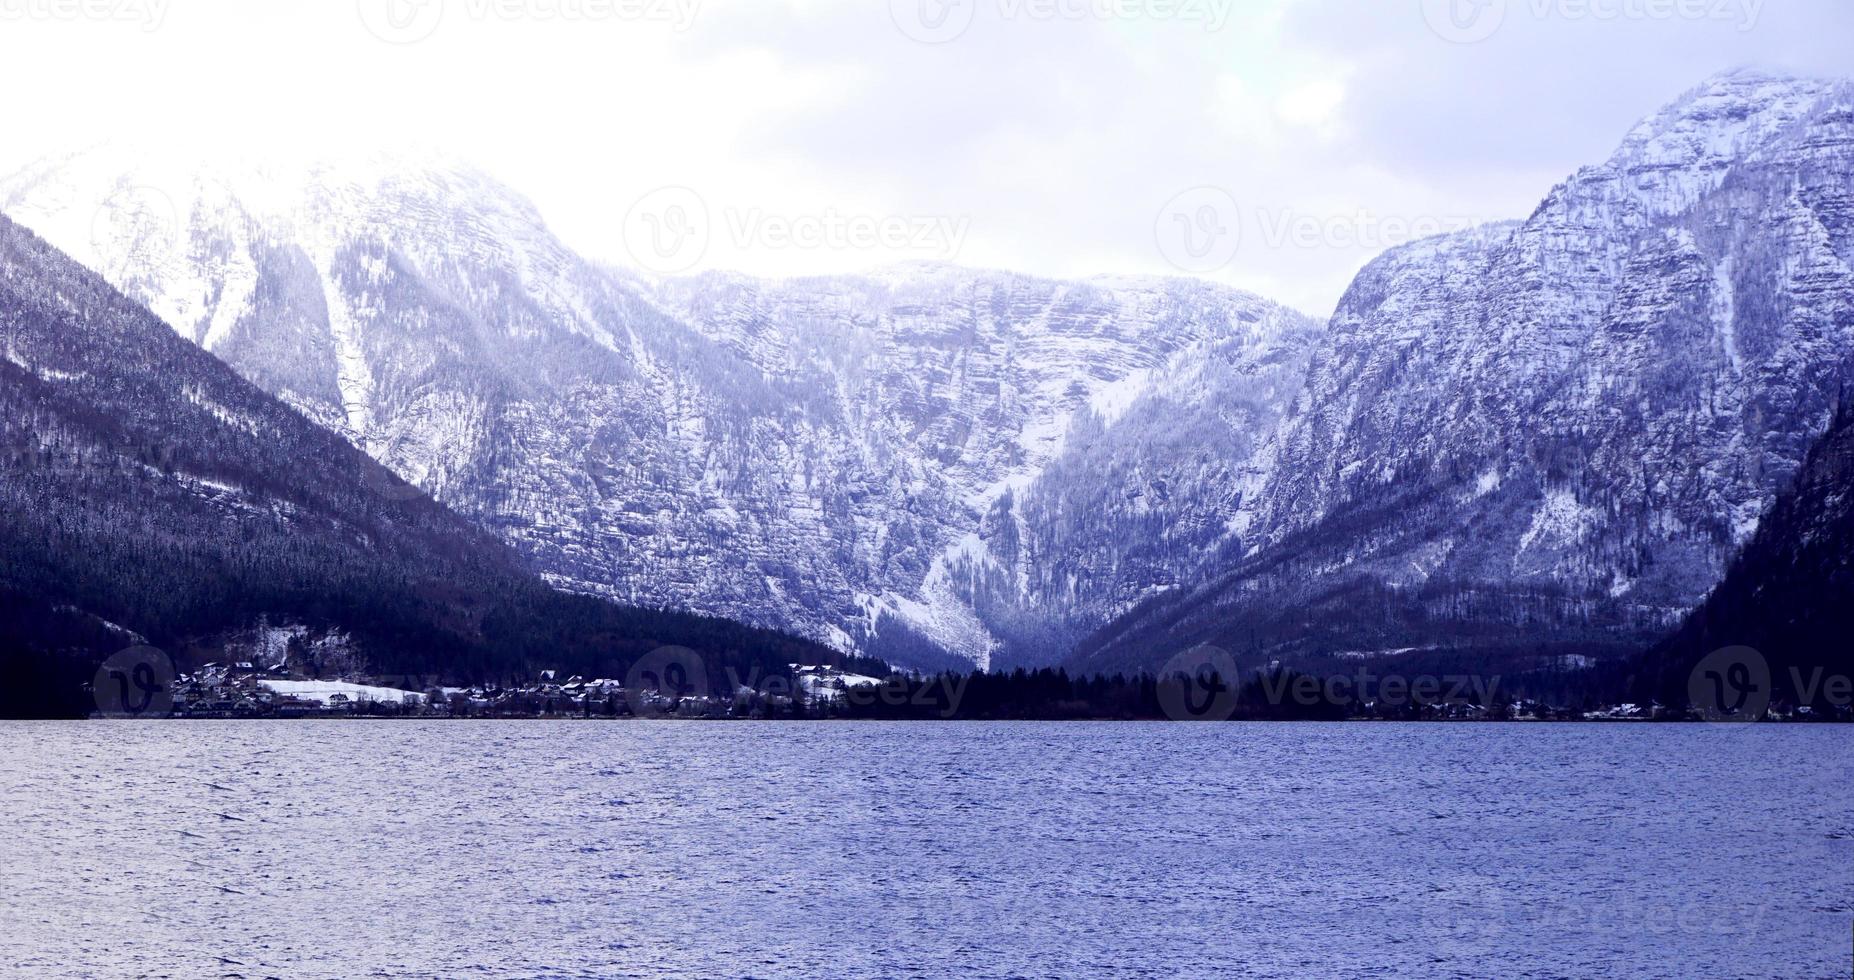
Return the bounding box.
[0,722,1847,978]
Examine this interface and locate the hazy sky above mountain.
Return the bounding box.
[2,0,1851,314]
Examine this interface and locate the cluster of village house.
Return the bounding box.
[165,662,867,718]
[152,663,1853,721]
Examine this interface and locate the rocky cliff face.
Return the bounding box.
[14,70,1846,675]
[2,152,1318,667]
[656,268,1320,665]
[1641,400,1854,707]
[1077,69,1854,673]
[0,209,846,705]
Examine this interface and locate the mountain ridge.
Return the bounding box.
[1637,395,1854,708]
[0,210,849,716]
[1071,68,1854,675]
[3,148,1324,668]
[9,68,1851,677]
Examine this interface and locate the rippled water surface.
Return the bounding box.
[1,722,1849,978]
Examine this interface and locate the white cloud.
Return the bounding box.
[1275,78,1348,130]
[0,0,1849,315]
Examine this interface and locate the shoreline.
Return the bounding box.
[57,715,1854,725]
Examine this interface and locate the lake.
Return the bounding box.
[0,722,1848,978]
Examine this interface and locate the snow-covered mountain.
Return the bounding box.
[16,69,1842,676]
[1076,69,1854,673]
[1642,399,1854,707]
[655,268,1321,665]
[1,149,1318,667]
[0,209,838,701]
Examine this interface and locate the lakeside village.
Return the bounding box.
[116,624,1852,722]
[144,661,1854,722]
[159,661,886,719]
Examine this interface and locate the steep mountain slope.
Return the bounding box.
[1076,69,1854,675]
[1,148,895,652]
[655,268,1321,665]
[2,147,1319,668]
[1638,402,1854,707]
[0,213,840,716]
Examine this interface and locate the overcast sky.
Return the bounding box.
[2,0,1851,314]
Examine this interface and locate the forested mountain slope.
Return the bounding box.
[1,147,1320,668]
[1636,402,1854,708]
[0,214,841,716]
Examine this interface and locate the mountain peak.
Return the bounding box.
[1611,69,1838,170]
[0,140,572,357]
[1576,68,1845,219]
[1,140,542,258]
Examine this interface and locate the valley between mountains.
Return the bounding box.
[4,68,1852,694]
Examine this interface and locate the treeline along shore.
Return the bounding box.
[51,656,1854,723]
